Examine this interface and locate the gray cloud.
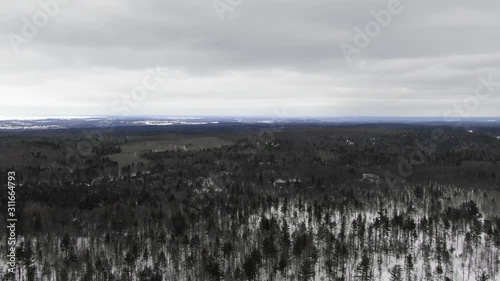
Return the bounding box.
[1,0,499,117]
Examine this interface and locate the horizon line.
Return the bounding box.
[1,115,499,121]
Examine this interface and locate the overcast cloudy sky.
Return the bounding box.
[1,0,499,118]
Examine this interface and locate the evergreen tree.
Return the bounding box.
[356,251,372,281]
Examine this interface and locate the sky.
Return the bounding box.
[1,0,499,118]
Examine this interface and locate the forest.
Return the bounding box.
[0,123,499,281]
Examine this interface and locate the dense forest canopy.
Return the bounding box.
[0,124,499,281]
